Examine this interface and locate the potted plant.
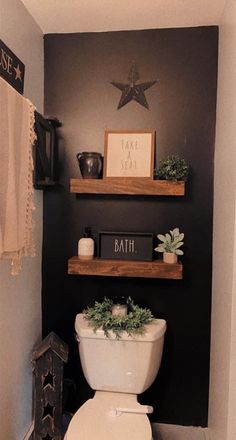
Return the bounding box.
[154,155,189,181]
[83,297,154,339]
[155,227,184,263]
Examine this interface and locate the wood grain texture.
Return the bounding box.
[33,354,63,440]
[68,257,183,279]
[32,331,69,363]
[70,178,185,195]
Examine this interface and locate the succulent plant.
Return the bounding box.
[155,228,184,255]
[155,155,189,181]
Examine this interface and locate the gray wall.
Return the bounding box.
[0,0,43,439]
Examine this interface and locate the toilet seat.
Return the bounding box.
[65,391,153,440]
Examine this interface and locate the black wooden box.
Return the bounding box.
[98,231,154,261]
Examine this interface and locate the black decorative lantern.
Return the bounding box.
[33,113,62,189]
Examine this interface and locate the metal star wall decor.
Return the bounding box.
[111,63,157,110]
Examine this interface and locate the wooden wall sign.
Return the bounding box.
[98,231,154,261]
[0,39,25,94]
[103,130,155,178]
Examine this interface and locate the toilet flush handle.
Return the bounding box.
[110,405,153,417]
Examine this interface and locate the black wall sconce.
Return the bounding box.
[33,112,62,189]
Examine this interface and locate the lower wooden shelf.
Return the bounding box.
[68,257,183,279]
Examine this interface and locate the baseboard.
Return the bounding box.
[152,423,209,440]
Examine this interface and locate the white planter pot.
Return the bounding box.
[163,252,177,264]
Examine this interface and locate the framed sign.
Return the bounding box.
[103,130,155,178]
[0,39,25,94]
[98,231,154,261]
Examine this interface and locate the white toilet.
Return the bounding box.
[65,313,166,440]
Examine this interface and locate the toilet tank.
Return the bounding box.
[75,313,166,394]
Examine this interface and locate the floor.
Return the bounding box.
[152,423,208,440]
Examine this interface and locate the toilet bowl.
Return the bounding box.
[66,313,166,440]
[65,391,153,440]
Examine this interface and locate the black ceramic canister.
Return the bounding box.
[77,152,103,179]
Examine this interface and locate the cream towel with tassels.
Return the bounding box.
[0,76,36,274]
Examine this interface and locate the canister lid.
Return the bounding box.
[75,313,166,341]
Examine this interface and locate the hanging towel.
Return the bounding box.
[0,76,36,274]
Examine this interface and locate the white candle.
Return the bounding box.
[112,304,128,316]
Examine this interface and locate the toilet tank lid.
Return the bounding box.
[75,314,167,341]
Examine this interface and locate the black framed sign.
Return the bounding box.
[0,39,25,94]
[98,231,154,261]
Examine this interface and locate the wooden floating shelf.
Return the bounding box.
[68,257,183,279]
[70,178,185,196]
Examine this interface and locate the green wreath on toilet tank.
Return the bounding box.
[83,297,154,339]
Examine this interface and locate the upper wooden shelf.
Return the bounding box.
[68,257,183,279]
[70,178,185,196]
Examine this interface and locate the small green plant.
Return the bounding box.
[155,227,184,255]
[155,155,189,181]
[83,297,154,339]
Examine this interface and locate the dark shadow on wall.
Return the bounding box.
[43,26,218,427]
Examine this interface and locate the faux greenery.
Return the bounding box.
[155,155,189,181]
[83,297,154,339]
[155,227,184,255]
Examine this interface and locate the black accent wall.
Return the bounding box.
[43,27,218,427]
